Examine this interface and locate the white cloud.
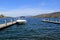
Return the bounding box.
[0,7,58,17]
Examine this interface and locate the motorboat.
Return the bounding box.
[16,16,27,24]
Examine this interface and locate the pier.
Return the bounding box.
[42,18,60,24]
[0,18,27,29]
[0,19,16,29]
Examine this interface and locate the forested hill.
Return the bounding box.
[0,14,12,18]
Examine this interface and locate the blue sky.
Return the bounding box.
[0,0,60,17]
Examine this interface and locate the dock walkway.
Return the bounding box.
[0,21,16,29]
[42,20,60,24]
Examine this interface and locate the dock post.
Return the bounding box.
[43,18,45,21]
[56,19,57,22]
[5,20,7,26]
[48,18,50,21]
[11,19,13,24]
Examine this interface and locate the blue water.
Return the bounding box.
[0,18,60,40]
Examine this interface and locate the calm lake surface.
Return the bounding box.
[0,18,60,40]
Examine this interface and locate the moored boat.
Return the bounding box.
[16,20,27,24]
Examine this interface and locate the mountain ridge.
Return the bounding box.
[32,12,60,18]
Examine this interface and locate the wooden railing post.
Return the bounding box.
[5,20,7,26]
[48,18,51,21]
[56,18,57,22]
[11,19,13,24]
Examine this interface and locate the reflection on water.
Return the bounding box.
[0,18,60,40]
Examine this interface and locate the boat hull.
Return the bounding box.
[16,20,27,24]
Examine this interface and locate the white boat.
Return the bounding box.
[16,20,27,24]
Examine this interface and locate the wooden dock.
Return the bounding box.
[0,19,16,29]
[0,21,16,29]
[42,20,60,24]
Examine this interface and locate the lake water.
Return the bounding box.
[0,18,60,40]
